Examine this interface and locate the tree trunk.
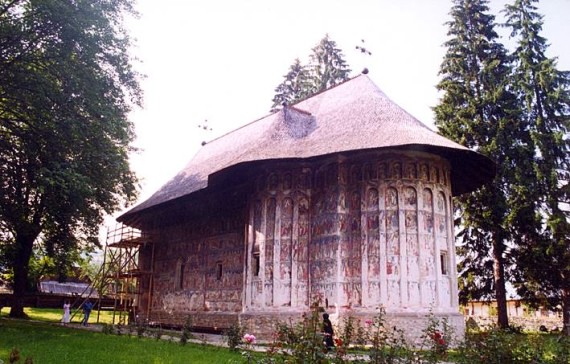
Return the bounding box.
[9,229,37,318]
[493,240,509,329]
[563,288,570,336]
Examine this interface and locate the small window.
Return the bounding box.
[253,253,260,277]
[440,251,449,275]
[179,262,185,289]
[216,261,223,281]
[175,259,185,290]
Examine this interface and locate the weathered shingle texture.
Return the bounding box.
[119,75,494,221]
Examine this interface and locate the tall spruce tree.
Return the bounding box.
[308,34,351,93]
[504,0,570,335]
[270,35,351,112]
[270,59,311,112]
[434,0,537,329]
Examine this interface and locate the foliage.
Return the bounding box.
[225,321,245,351]
[240,333,257,364]
[358,307,417,364]
[25,250,56,292]
[257,306,451,364]
[418,311,454,364]
[152,325,164,341]
[270,59,312,112]
[4,308,570,363]
[101,323,114,335]
[308,34,351,93]
[434,0,534,329]
[456,327,570,364]
[0,319,242,364]
[179,315,194,345]
[9,347,20,364]
[337,314,357,353]
[270,304,331,363]
[503,0,570,336]
[101,320,165,342]
[8,346,33,364]
[270,34,351,112]
[135,320,147,338]
[0,0,142,316]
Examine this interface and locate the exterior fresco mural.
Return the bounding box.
[139,151,459,336]
[242,152,456,321]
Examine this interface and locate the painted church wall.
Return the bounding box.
[140,150,457,332]
[141,212,245,328]
[244,151,455,314]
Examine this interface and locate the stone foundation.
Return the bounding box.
[147,310,239,332]
[238,308,465,344]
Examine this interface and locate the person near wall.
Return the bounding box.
[322,313,335,350]
[61,300,71,325]
[81,300,94,326]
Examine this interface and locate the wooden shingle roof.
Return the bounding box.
[119,75,494,223]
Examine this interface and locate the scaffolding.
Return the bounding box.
[97,224,154,325]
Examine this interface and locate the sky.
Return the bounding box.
[122,0,570,215]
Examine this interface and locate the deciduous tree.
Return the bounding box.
[0,0,141,317]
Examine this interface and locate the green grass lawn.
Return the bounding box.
[18,306,124,325]
[0,306,135,325]
[0,318,241,364]
[2,308,568,363]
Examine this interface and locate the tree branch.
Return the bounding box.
[0,0,24,18]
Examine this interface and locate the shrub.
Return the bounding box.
[7,347,33,364]
[418,310,453,363]
[364,306,416,364]
[272,304,329,363]
[151,326,163,341]
[135,322,146,338]
[179,315,193,345]
[101,323,115,335]
[338,315,356,348]
[116,323,123,336]
[455,326,570,364]
[225,321,245,351]
[9,347,20,364]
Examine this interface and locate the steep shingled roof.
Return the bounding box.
[119,75,494,222]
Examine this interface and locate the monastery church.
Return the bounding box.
[117,74,494,339]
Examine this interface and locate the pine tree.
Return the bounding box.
[434,0,537,329]
[270,35,351,112]
[308,34,351,93]
[270,58,311,112]
[504,0,570,335]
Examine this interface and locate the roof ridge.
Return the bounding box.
[286,105,312,116]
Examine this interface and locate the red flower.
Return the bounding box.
[334,338,343,346]
[431,331,442,340]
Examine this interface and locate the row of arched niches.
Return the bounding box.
[246,152,457,311]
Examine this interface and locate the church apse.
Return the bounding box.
[243,151,457,326]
